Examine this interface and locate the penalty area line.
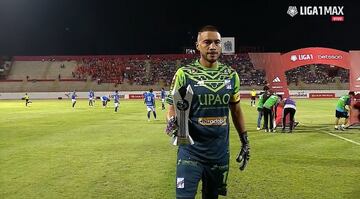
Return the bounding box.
[325,132,360,146]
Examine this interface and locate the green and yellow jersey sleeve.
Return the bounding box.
[229,71,240,104]
[166,68,186,105]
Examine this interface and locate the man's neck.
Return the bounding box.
[199,58,217,69]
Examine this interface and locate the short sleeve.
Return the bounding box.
[229,72,240,104]
[166,68,186,105]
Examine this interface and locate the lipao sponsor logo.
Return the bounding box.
[198,117,227,126]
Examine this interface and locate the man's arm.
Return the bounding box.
[167,104,176,122]
[229,102,246,134]
[230,102,250,171]
[165,68,185,135]
[165,104,178,137]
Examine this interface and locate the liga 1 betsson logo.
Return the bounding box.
[287,6,298,17]
[291,54,342,62]
[290,55,297,61]
[318,54,343,60]
[290,54,314,62]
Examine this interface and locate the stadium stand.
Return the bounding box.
[0,55,350,92]
[285,64,350,90]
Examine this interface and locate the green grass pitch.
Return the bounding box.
[0,99,359,199]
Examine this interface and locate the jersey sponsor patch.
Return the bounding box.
[177,177,185,189]
[195,80,205,87]
[224,79,232,89]
[198,116,227,126]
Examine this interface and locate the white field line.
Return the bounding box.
[325,132,360,146]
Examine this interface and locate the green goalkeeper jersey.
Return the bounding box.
[166,60,240,163]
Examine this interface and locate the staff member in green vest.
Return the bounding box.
[335,91,355,130]
[263,90,279,132]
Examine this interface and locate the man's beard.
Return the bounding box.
[205,53,218,63]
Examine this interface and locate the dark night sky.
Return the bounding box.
[0,0,359,55]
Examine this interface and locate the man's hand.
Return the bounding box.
[236,132,250,171]
[236,144,250,171]
[165,116,178,136]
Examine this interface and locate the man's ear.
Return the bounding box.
[196,42,199,50]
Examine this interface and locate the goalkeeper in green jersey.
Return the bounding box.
[165,25,249,199]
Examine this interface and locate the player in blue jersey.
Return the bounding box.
[71,90,77,108]
[88,90,95,107]
[165,25,249,199]
[161,87,166,110]
[143,91,147,104]
[101,95,110,108]
[113,90,120,112]
[144,89,157,121]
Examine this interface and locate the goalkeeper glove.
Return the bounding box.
[236,131,250,171]
[165,116,178,137]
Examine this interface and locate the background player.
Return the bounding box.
[88,89,95,107]
[71,90,77,108]
[161,87,166,110]
[101,95,110,108]
[144,88,156,121]
[113,90,120,112]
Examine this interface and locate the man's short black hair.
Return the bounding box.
[349,91,355,96]
[198,25,219,33]
[150,89,153,92]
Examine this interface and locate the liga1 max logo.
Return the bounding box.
[287,6,344,21]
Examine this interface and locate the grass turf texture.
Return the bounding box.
[0,99,359,199]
